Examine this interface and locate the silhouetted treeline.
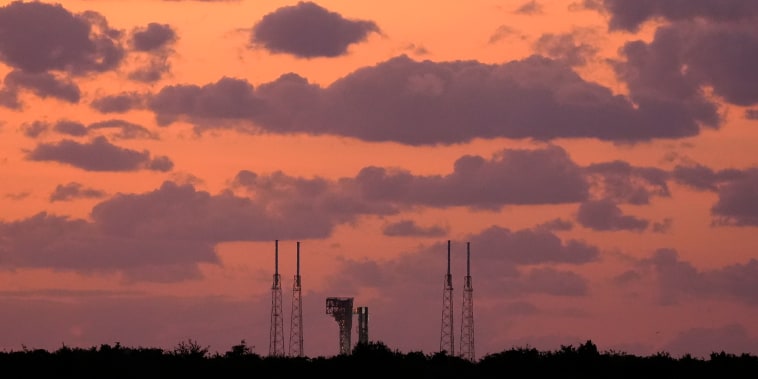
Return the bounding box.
[1,339,756,378]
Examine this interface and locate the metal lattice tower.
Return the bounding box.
[356,306,369,345]
[460,242,475,362]
[326,297,354,355]
[440,240,455,356]
[289,241,304,357]
[269,240,285,356]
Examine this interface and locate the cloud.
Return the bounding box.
[585,161,670,204]
[351,146,589,209]
[520,267,588,296]
[615,21,758,111]
[672,163,745,192]
[90,92,146,113]
[130,23,177,52]
[594,0,758,32]
[25,136,173,172]
[533,32,598,66]
[0,212,216,281]
[646,248,758,305]
[0,1,124,74]
[21,121,49,138]
[0,88,20,109]
[535,218,574,232]
[49,182,107,202]
[711,169,758,226]
[514,0,543,15]
[88,119,158,140]
[4,70,80,103]
[382,220,448,237]
[576,199,649,232]
[251,1,380,58]
[746,109,758,120]
[54,120,89,136]
[150,55,714,144]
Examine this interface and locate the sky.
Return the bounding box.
[1,0,757,360]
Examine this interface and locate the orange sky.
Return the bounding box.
[1,0,757,359]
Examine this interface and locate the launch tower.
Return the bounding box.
[326,297,354,355]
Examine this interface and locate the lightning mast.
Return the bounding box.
[269,240,285,356]
[460,242,475,362]
[440,240,455,355]
[289,241,304,357]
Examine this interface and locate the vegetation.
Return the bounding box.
[0,339,755,378]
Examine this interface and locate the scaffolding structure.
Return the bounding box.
[439,240,455,356]
[326,297,354,355]
[269,240,285,356]
[459,242,475,362]
[289,241,304,357]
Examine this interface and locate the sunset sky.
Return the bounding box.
[1,0,758,359]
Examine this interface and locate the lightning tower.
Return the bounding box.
[440,240,455,355]
[289,241,304,357]
[459,242,475,362]
[269,240,285,356]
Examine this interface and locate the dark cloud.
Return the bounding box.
[93,180,340,242]
[536,218,574,231]
[21,121,48,138]
[149,76,265,126]
[595,0,758,32]
[90,92,146,113]
[382,220,448,237]
[54,120,88,136]
[151,55,713,144]
[231,146,593,217]
[0,212,215,281]
[26,136,172,172]
[646,248,758,305]
[746,109,758,120]
[0,1,124,74]
[533,32,598,66]
[128,56,171,83]
[49,182,107,202]
[585,161,670,204]
[469,225,599,267]
[131,23,177,52]
[4,70,80,103]
[514,0,543,15]
[672,163,745,192]
[488,25,521,44]
[615,21,758,112]
[652,218,673,233]
[520,267,588,296]
[251,1,380,58]
[0,88,19,109]
[576,199,649,232]
[711,169,758,226]
[88,119,158,140]
[352,146,588,209]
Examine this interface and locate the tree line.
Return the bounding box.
[1,339,756,378]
